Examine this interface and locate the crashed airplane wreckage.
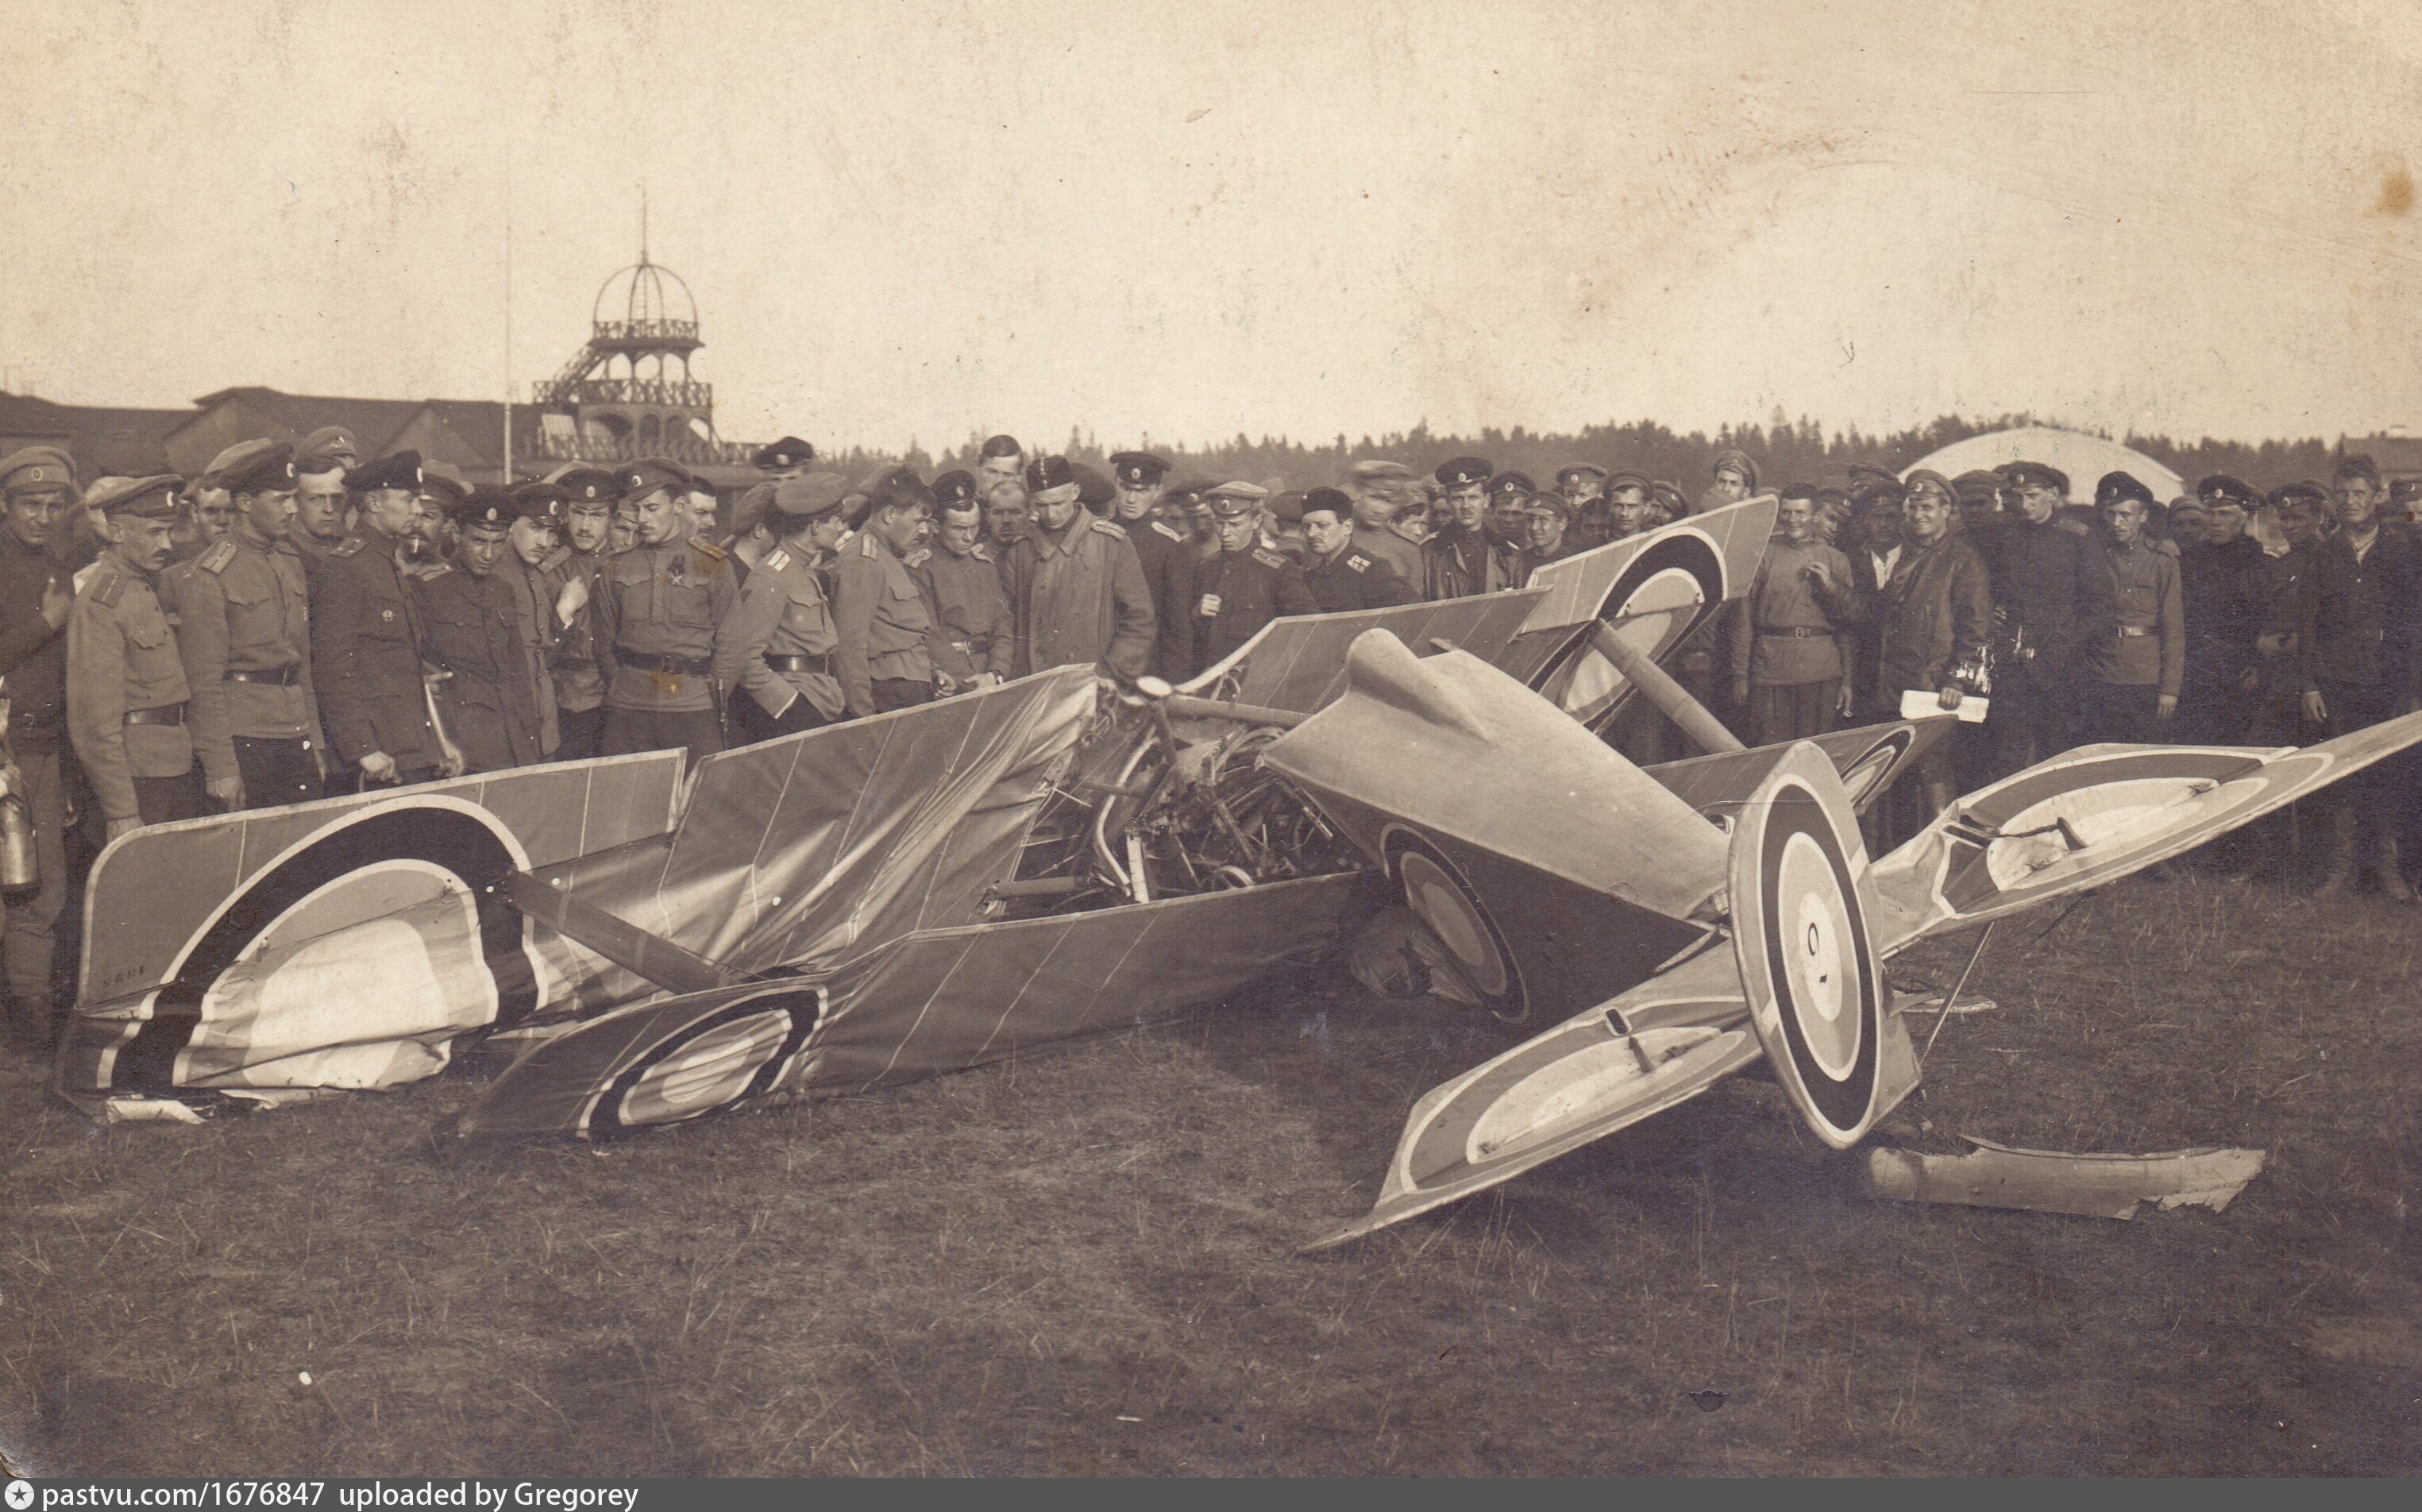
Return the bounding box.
[57,496,2422,1246]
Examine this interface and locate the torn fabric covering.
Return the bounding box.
[553,666,1101,976]
[1180,591,1546,712]
[1865,1140,2267,1218]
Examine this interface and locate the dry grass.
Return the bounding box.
[2,874,2417,1476]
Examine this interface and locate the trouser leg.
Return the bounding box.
[130,770,204,827]
[231,735,325,810]
[2,747,70,1042]
[871,679,935,714]
[553,706,605,762]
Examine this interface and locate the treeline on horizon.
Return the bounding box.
[800,413,2348,496]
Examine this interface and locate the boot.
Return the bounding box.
[2315,809,2359,897]
[2375,831,2415,903]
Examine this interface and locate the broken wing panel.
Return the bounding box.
[1644,717,1950,819]
[1179,592,1548,713]
[1869,714,2422,952]
[1306,947,1761,1250]
[458,874,1367,1138]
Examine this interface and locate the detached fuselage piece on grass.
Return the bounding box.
[56,496,2422,1246]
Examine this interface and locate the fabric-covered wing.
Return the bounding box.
[1869,714,2422,952]
[460,874,1368,1139]
[1643,717,1951,819]
[1178,592,1547,715]
[1263,631,1729,1027]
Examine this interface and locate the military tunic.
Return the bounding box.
[1303,545,1415,614]
[414,562,553,773]
[67,556,200,826]
[712,542,845,731]
[906,540,1014,685]
[1005,516,1158,679]
[1120,515,1199,681]
[305,524,444,781]
[598,536,738,715]
[1420,526,1524,600]
[831,530,937,717]
[2176,535,2266,743]
[1352,523,1425,586]
[1974,518,2101,775]
[1197,545,1321,668]
[162,534,324,808]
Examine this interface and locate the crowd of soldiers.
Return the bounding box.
[1,426,2416,1054]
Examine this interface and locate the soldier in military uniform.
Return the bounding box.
[1343,461,1426,583]
[164,442,325,811]
[176,441,266,563]
[1196,484,1320,666]
[596,459,738,766]
[2300,455,2420,898]
[983,477,1032,555]
[2079,473,2185,746]
[1108,450,1198,681]
[67,475,205,840]
[1975,460,2099,777]
[1556,465,1610,549]
[832,474,939,718]
[908,472,1014,692]
[713,473,850,743]
[1421,456,1503,600]
[2173,474,2268,745]
[1602,472,1656,543]
[1004,455,1157,679]
[0,447,83,1047]
[975,435,1025,495]
[754,436,816,483]
[412,490,553,773]
[508,480,604,761]
[1525,492,1579,565]
[1300,488,1414,612]
[288,438,353,567]
[407,463,469,570]
[1484,471,1537,582]
[309,450,449,789]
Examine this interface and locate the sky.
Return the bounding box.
[3,0,2419,454]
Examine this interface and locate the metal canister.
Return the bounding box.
[0,785,35,890]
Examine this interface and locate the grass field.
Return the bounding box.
[2,870,2416,1476]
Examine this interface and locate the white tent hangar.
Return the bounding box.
[1902,426,2184,506]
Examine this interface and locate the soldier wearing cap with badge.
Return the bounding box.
[1004,454,1157,679]
[1341,461,1425,582]
[280,435,354,567]
[753,436,816,483]
[1196,482,1320,666]
[1972,459,2096,775]
[67,473,206,841]
[906,470,1015,693]
[1483,471,1536,582]
[1300,487,1413,612]
[310,450,447,789]
[2299,454,2420,898]
[406,462,471,575]
[1556,464,1609,546]
[1523,492,1579,564]
[596,458,739,765]
[2176,474,2269,743]
[164,442,326,811]
[508,480,608,760]
[412,488,553,772]
[0,447,85,1046]
[1421,456,1504,600]
[831,472,941,717]
[712,472,851,742]
[2079,471,2184,745]
[1108,450,1197,681]
[176,442,261,561]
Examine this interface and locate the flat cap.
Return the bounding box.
[553,466,619,506]
[619,457,697,502]
[1525,492,1574,522]
[345,450,423,494]
[753,436,816,470]
[1486,470,1537,499]
[299,426,360,468]
[2095,471,2154,508]
[1650,480,1687,512]
[1433,456,1492,488]
[222,442,299,496]
[87,473,182,518]
[870,471,938,514]
[1267,490,1306,524]
[418,461,472,503]
[931,469,980,508]
[450,487,516,530]
[200,439,280,492]
[1301,486,1353,519]
[2197,474,2260,508]
[1074,461,1116,510]
[510,480,570,518]
[1555,464,1608,485]
[0,446,75,496]
[770,472,850,521]
[1903,469,1959,503]
[2269,481,2329,509]
[2389,477,2422,505]
[1109,451,1171,488]
[1606,469,1653,496]
[2001,461,2070,496]
[1845,464,1900,488]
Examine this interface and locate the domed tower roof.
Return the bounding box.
[588,254,702,357]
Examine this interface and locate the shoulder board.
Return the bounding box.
[854,532,880,557]
[1151,519,1186,542]
[1252,549,1287,569]
[903,547,931,569]
[1089,518,1129,539]
[331,536,368,558]
[762,547,792,574]
[195,540,238,574]
[688,535,727,561]
[1346,554,1371,573]
[89,571,126,608]
[972,541,996,562]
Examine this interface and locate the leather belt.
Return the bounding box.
[1756,626,1827,639]
[615,647,713,677]
[2114,627,2156,638]
[224,666,302,686]
[125,703,188,727]
[763,653,832,675]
